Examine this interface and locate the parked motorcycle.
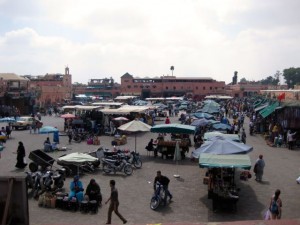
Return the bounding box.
[25,168,65,198]
[150,181,166,210]
[102,156,133,175]
[127,151,142,169]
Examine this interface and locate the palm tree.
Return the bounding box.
[170,66,174,76]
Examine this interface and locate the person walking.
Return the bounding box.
[287,130,297,150]
[165,116,170,124]
[241,128,247,144]
[254,154,265,182]
[269,189,282,220]
[15,141,27,169]
[153,171,173,204]
[105,180,127,224]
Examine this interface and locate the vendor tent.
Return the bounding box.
[151,123,195,134]
[204,132,241,142]
[192,136,253,158]
[199,153,251,170]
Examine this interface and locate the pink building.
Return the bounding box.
[25,67,72,107]
[120,73,226,100]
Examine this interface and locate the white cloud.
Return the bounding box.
[0,0,299,84]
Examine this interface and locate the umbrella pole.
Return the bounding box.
[174,159,180,178]
[174,140,180,178]
[135,133,137,153]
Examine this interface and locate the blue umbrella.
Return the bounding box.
[212,123,231,131]
[39,126,58,134]
[192,112,215,120]
[191,118,210,127]
[0,117,16,123]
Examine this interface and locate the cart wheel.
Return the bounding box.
[63,167,72,177]
[29,162,38,172]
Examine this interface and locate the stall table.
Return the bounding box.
[157,140,189,159]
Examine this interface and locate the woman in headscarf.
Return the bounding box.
[15,141,27,169]
[68,175,84,202]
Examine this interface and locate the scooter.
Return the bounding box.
[101,156,133,175]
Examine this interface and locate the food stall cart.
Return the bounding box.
[199,153,252,212]
[156,139,189,159]
[151,124,196,159]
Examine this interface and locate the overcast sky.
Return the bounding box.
[0,0,299,84]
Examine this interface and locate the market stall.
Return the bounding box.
[151,124,195,159]
[199,153,252,212]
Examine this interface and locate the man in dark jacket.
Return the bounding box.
[153,171,172,203]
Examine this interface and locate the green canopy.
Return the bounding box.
[199,153,251,169]
[259,102,279,118]
[151,123,196,134]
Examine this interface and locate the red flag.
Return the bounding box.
[277,93,285,101]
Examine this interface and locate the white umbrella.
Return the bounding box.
[118,120,152,152]
[113,117,129,121]
[58,152,99,175]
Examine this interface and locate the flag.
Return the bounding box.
[277,93,285,101]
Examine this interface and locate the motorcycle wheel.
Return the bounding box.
[56,180,64,189]
[63,167,72,177]
[150,196,160,210]
[124,164,133,175]
[73,137,81,143]
[103,163,112,174]
[93,160,101,168]
[134,159,142,169]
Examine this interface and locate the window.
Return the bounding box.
[196,87,198,90]
[173,86,176,90]
[166,87,169,90]
[127,85,131,89]
[210,87,212,90]
[203,87,205,90]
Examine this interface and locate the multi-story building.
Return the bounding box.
[24,67,72,108]
[120,73,226,100]
[72,77,121,100]
[0,73,32,114]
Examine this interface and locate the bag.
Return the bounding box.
[264,209,271,220]
[253,163,258,174]
[23,157,27,164]
[270,199,278,213]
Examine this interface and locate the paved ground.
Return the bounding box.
[1,115,300,225]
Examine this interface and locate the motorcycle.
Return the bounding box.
[102,156,133,175]
[127,151,142,169]
[150,181,167,210]
[25,168,65,198]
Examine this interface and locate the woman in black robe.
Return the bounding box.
[15,141,27,169]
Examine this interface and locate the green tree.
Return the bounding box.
[240,77,248,83]
[283,67,300,88]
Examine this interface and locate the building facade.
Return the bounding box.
[120,73,226,100]
[24,67,72,108]
[72,78,121,100]
[0,73,32,115]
